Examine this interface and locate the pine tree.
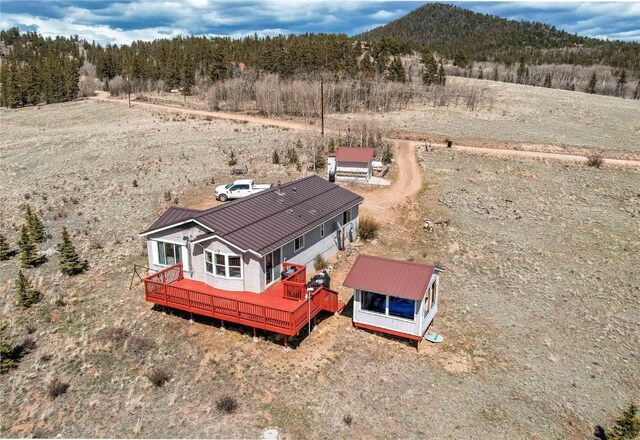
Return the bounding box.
[516,57,528,84]
[25,206,45,243]
[616,70,627,97]
[437,63,446,86]
[57,227,87,276]
[586,72,597,94]
[421,52,438,85]
[272,150,280,165]
[0,233,10,260]
[181,55,196,96]
[596,403,640,440]
[478,67,483,80]
[359,54,375,80]
[387,56,406,83]
[18,224,39,268]
[543,73,552,88]
[327,138,336,154]
[14,270,41,308]
[314,144,326,170]
[493,64,499,82]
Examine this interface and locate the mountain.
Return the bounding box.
[358,3,639,69]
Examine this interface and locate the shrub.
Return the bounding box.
[126,336,151,359]
[132,179,138,187]
[272,150,280,164]
[15,271,41,308]
[216,395,238,414]
[595,403,639,440]
[0,233,10,260]
[47,378,69,399]
[0,338,18,373]
[97,326,130,345]
[57,227,88,276]
[587,153,604,168]
[314,254,328,271]
[163,191,172,201]
[357,217,379,241]
[343,414,353,426]
[228,150,237,166]
[146,368,171,387]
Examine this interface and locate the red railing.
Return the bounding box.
[142,263,341,337]
[282,262,306,300]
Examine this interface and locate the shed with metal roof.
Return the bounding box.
[344,254,442,342]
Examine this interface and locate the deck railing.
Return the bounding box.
[282,262,307,300]
[142,263,341,336]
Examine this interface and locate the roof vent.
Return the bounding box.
[277,199,285,204]
[309,209,317,215]
[286,209,294,214]
[292,187,297,192]
[275,180,285,196]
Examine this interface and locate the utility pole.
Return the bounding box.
[320,76,324,137]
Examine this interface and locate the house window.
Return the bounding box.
[343,209,352,224]
[157,241,182,266]
[228,256,241,278]
[294,234,304,251]
[388,296,415,321]
[205,251,242,279]
[320,223,325,238]
[361,290,386,314]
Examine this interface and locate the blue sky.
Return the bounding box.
[1,1,638,45]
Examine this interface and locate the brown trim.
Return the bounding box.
[354,322,423,341]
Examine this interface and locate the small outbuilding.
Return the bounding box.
[328,147,375,181]
[344,254,441,344]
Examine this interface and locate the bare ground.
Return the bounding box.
[0,96,638,439]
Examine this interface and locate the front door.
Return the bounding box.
[265,248,282,285]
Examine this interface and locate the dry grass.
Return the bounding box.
[216,395,238,414]
[357,216,380,241]
[47,378,69,399]
[145,368,171,387]
[586,152,604,168]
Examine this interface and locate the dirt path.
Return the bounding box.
[89,93,640,171]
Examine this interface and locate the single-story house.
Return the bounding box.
[140,175,363,293]
[138,175,362,345]
[344,254,442,344]
[328,147,376,181]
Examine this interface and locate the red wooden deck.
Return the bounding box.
[143,263,343,339]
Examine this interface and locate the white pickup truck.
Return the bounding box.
[215,179,272,202]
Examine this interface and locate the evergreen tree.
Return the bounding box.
[616,70,627,97]
[543,73,552,88]
[0,233,10,260]
[634,80,640,100]
[516,57,528,84]
[272,150,280,164]
[25,206,45,243]
[14,270,41,308]
[181,55,196,96]
[57,227,87,276]
[314,144,326,170]
[478,67,483,80]
[493,64,499,81]
[586,72,598,94]
[610,403,640,440]
[387,56,407,82]
[18,224,39,268]
[359,54,375,80]
[421,52,438,85]
[437,63,447,85]
[327,138,336,154]
[453,51,467,68]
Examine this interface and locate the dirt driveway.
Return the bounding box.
[90,93,640,170]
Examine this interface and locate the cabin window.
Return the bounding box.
[157,241,182,266]
[294,234,304,251]
[206,251,242,279]
[343,209,352,224]
[388,296,415,321]
[361,290,386,314]
[320,223,325,238]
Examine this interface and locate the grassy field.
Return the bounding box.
[1,98,638,439]
[329,76,640,155]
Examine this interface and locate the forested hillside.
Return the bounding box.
[359,3,640,70]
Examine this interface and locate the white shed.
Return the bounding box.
[329,147,375,181]
[343,254,441,346]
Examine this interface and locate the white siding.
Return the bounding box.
[336,161,372,180]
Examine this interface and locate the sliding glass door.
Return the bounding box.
[265,248,282,285]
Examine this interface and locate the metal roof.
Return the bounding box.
[141,175,363,256]
[343,254,436,301]
[335,147,375,164]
